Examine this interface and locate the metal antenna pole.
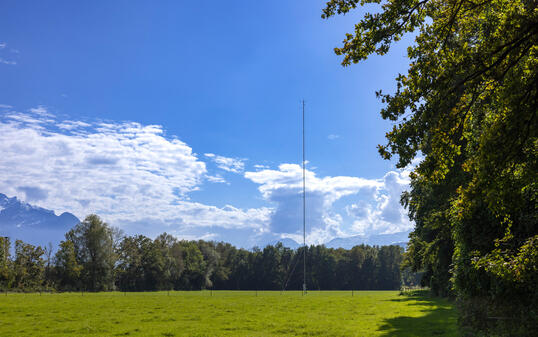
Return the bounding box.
[302,100,306,296]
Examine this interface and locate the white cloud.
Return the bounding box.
[29,105,54,117]
[205,174,227,184]
[204,153,246,173]
[56,120,91,130]
[0,109,269,235]
[17,186,49,202]
[245,163,414,244]
[0,58,16,65]
[327,134,340,140]
[347,170,413,235]
[172,232,219,241]
[2,106,55,129]
[0,106,416,247]
[4,112,52,128]
[0,42,18,65]
[253,164,269,170]
[245,163,380,203]
[245,164,382,244]
[0,104,12,109]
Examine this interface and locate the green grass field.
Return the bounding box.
[0,290,457,336]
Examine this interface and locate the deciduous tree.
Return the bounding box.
[13,240,45,290]
[55,240,82,290]
[66,214,118,291]
[323,0,537,334]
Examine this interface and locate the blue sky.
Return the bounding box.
[0,1,415,247]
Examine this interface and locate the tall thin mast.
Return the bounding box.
[302,100,306,295]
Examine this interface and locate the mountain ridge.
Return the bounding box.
[0,193,80,247]
[271,231,410,250]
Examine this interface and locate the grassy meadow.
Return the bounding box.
[0,290,457,336]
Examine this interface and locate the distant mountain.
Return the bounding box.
[392,241,408,249]
[325,231,411,249]
[269,238,301,250]
[270,231,411,250]
[0,193,79,247]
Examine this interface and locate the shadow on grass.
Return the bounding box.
[377,291,458,337]
[384,290,439,307]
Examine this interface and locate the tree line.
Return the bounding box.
[322,0,537,335]
[0,214,406,292]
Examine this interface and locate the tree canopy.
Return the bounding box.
[1,214,408,293]
[323,0,537,335]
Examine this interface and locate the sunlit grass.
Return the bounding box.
[0,290,457,336]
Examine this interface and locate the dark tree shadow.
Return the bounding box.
[377,291,459,337]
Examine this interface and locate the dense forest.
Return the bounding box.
[0,214,408,292]
[322,0,537,335]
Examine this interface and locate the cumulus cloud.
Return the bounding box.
[245,163,415,244]
[0,109,269,235]
[347,170,412,235]
[245,164,382,244]
[327,134,340,140]
[204,153,245,173]
[0,106,415,247]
